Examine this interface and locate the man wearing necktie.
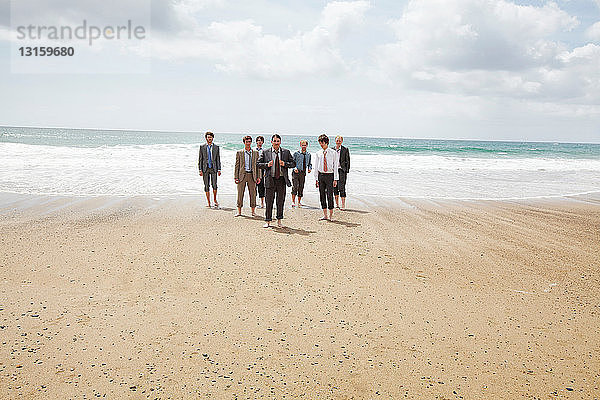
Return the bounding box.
[257,134,295,228]
[292,140,312,208]
[198,132,222,208]
[234,136,260,217]
[255,136,266,209]
[315,134,338,221]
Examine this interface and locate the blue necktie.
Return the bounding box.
[208,146,213,168]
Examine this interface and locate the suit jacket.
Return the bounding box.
[338,145,350,173]
[257,147,295,188]
[198,143,221,173]
[234,149,259,182]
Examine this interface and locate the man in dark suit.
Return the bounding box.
[333,135,350,210]
[257,134,295,228]
[198,131,222,208]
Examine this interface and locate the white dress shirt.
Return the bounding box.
[244,149,252,172]
[313,147,339,182]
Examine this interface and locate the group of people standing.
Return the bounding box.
[198,132,351,228]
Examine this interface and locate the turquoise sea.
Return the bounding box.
[1,126,600,199]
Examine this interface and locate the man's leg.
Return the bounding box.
[325,174,335,219]
[291,172,298,207]
[333,171,340,208]
[257,177,265,207]
[236,174,245,216]
[318,173,328,219]
[211,170,219,206]
[338,169,347,210]
[247,175,257,215]
[297,172,305,206]
[275,178,285,225]
[264,185,275,226]
[203,169,212,206]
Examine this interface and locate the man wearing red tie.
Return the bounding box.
[314,134,339,221]
[257,134,295,228]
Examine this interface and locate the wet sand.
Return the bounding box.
[0,193,599,399]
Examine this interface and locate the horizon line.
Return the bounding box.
[1,124,599,145]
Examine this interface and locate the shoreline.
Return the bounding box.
[1,191,599,398]
[2,191,600,221]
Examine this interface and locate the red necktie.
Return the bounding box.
[323,151,328,172]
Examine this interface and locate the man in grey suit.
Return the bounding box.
[257,134,295,228]
[198,131,222,208]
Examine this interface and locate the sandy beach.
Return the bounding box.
[0,193,599,399]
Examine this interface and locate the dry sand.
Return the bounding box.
[0,193,599,399]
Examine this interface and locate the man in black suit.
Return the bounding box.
[333,135,350,210]
[257,134,295,228]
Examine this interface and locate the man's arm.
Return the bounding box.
[257,151,268,169]
[198,146,204,175]
[314,152,320,184]
[234,151,240,182]
[344,147,350,172]
[215,146,222,172]
[283,149,295,168]
[252,150,259,182]
[292,152,299,172]
[333,150,339,182]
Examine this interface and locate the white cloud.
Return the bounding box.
[382,0,576,71]
[150,1,371,78]
[586,21,600,41]
[371,0,596,101]
[320,0,371,36]
[165,0,225,31]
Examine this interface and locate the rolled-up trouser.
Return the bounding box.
[333,168,347,197]
[318,172,335,210]
[291,171,306,197]
[257,171,265,198]
[202,167,218,192]
[237,171,257,208]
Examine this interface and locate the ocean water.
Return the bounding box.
[1,126,599,199]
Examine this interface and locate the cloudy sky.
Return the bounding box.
[0,0,599,142]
